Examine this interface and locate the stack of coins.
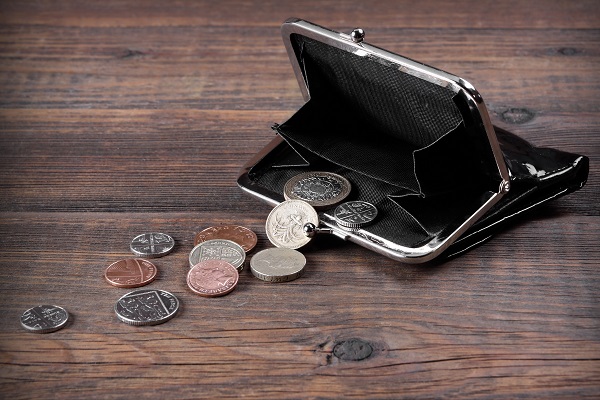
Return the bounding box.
[187,224,258,297]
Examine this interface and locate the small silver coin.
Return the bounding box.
[334,201,378,229]
[284,171,351,210]
[188,239,246,272]
[266,200,319,249]
[130,233,175,258]
[21,305,69,334]
[114,289,179,326]
[250,248,306,283]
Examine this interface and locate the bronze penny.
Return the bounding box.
[194,225,258,253]
[105,258,158,288]
[187,259,239,297]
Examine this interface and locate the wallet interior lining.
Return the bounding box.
[278,35,494,196]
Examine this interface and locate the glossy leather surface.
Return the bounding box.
[442,126,589,260]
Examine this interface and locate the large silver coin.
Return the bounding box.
[188,239,246,271]
[266,200,319,249]
[284,171,351,209]
[250,248,306,283]
[334,201,378,229]
[130,233,175,258]
[114,289,179,326]
[21,305,69,334]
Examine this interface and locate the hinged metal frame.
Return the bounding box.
[238,18,511,262]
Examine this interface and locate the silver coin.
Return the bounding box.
[130,233,175,258]
[250,248,306,282]
[188,239,246,271]
[266,200,319,249]
[114,289,179,326]
[21,305,69,334]
[284,171,351,209]
[334,201,378,229]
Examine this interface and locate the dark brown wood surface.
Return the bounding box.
[0,1,598,398]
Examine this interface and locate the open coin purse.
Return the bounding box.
[238,18,589,263]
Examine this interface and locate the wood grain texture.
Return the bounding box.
[0,1,598,398]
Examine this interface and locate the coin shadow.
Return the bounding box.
[304,233,455,282]
[63,313,75,331]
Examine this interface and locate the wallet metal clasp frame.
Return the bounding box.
[238,18,511,263]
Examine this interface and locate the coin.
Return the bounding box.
[334,201,378,229]
[284,171,351,209]
[188,239,246,271]
[250,248,306,282]
[187,260,239,297]
[266,200,319,249]
[114,289,179,326]
[21,305,69,333]
[194,225,257,253]
[130,233,175,258]
[104,258,158,288]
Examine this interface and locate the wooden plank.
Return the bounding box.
[1,0,599,29]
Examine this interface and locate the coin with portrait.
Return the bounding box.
[187,259,239,297]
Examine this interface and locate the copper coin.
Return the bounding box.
[194,225,258,253]
[105,258,158,288]
[187,259,239,297]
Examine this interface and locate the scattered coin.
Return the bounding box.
[114,289,179,326]
[130,233,175,258]
[194,225,257,253]
[250,248,306,282]
[266,200,319,249]
[104,258,158,288]
[187,259,239,297]
[284,171,351,209]
[334,201,378,229]
[21,305,69,333]
[188,239,246,271]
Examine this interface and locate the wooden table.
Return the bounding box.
[1,1,598,398]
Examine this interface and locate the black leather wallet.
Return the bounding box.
[238,18,589,263]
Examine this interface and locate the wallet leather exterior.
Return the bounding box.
[442,127,589,259]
